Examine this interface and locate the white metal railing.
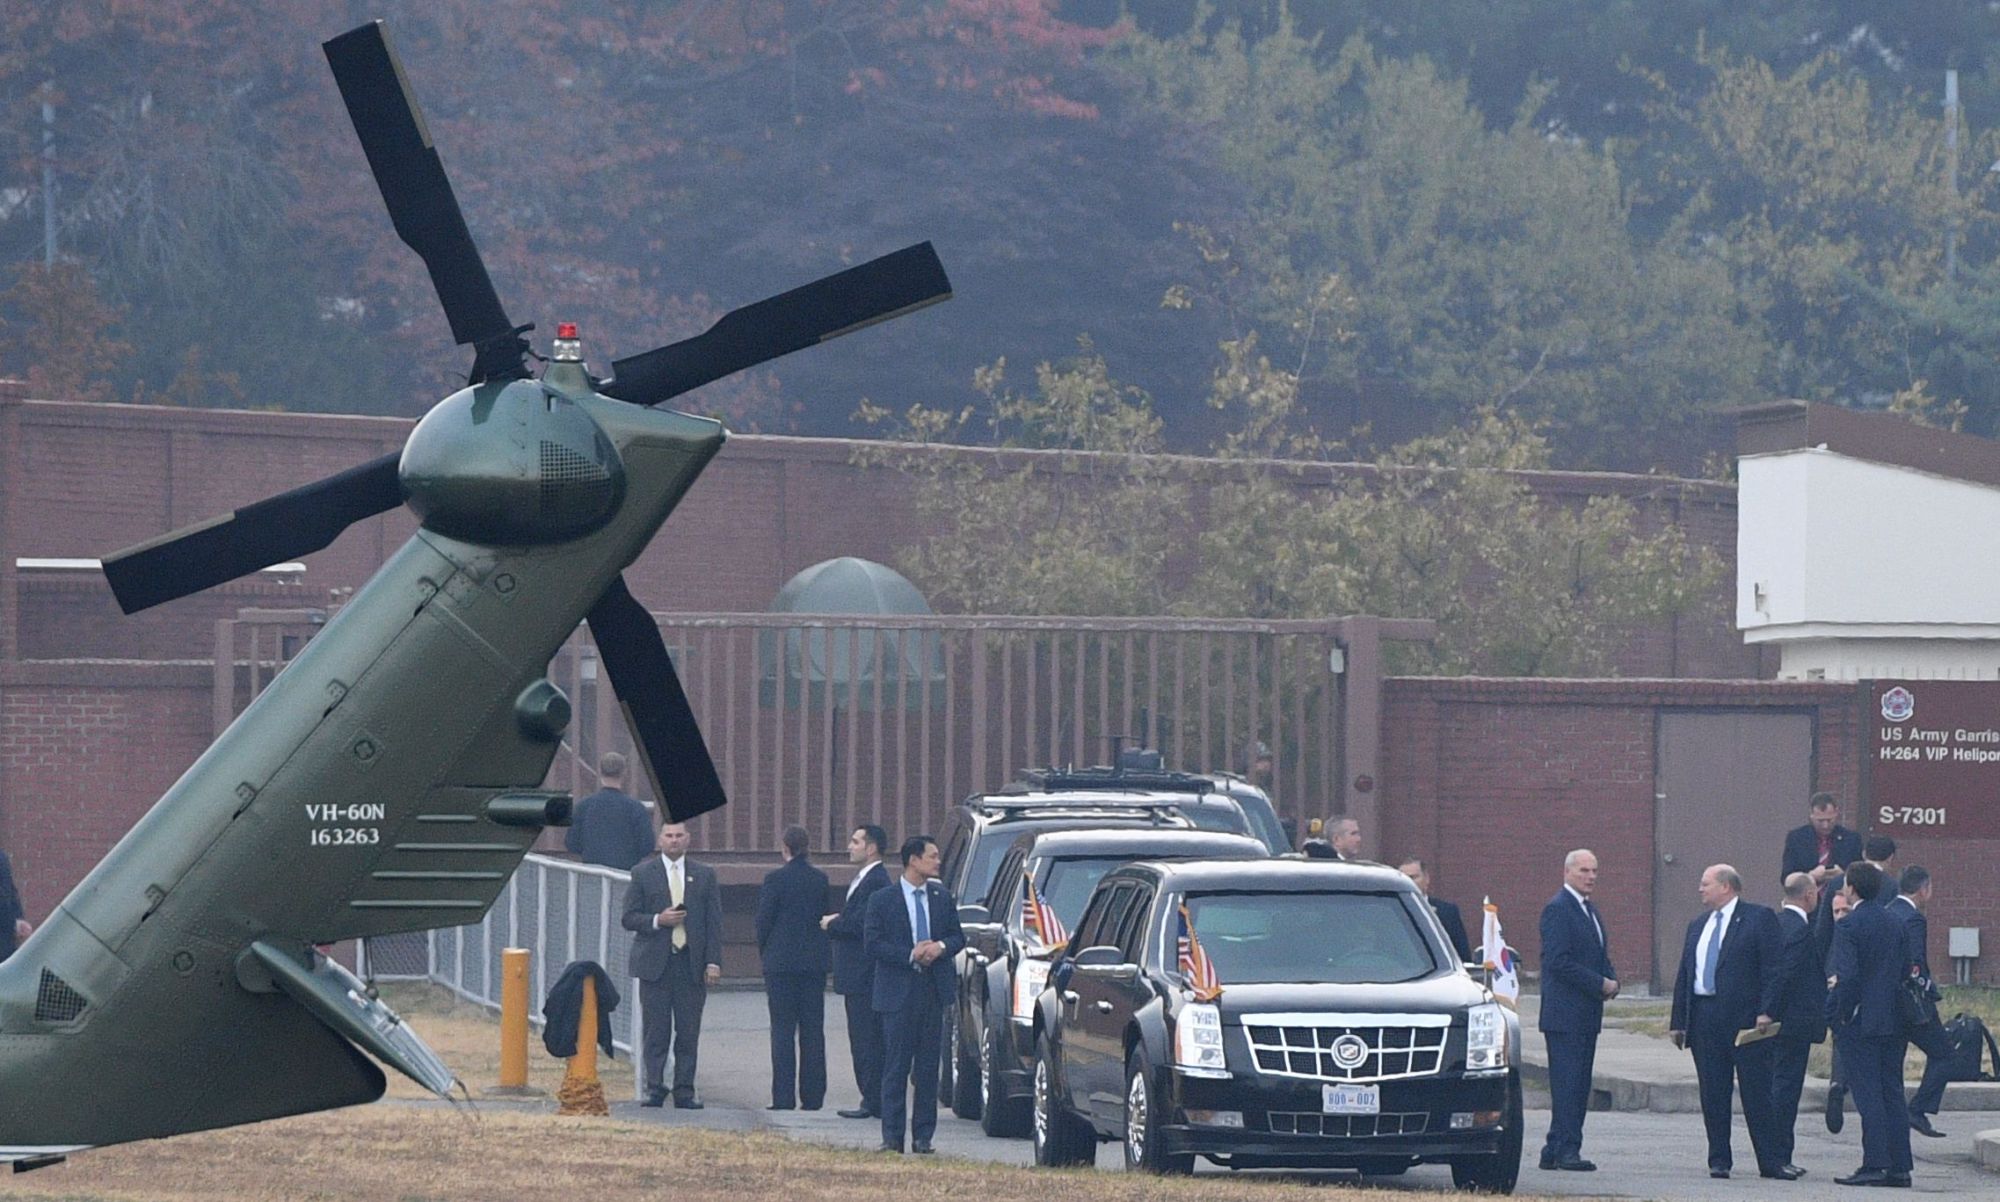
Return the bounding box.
[361,852,648,1099]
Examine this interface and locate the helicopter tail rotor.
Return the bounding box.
[601,242,951,408]
[584,575,728,821]
[323,22,527,384]
[101,453,404,615]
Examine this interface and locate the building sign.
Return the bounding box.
[1868,679,2000,838]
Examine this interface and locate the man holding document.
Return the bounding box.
[1670,863,1790,1181]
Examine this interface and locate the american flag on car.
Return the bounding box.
[1177,902,1223,1001]
[1022,867,1068,949]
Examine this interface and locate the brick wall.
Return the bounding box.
[1377,677,1888,988]
[0,660,214,926]
[2,397,1754,677]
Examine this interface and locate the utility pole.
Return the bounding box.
[41,80,56,265]
[1945,69,1960,282]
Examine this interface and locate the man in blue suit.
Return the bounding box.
[1538,848,1618,1172]
[1770,871,1826,1176]
[1829,862,1914,1188]
[1668,864,1788,1180]
[756,824,831,1111]
[823,823,892,1119]
[1893,866,1951,1138]
[864,834,966,1154]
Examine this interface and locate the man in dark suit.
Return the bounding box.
[0,847,30,963]
[1668,864,1788,1180]
[1770,872,1826,1176]
[1780,792,1863,885]
[1828,862,1914,1187]
[564,751,655,870]
[864,834,965,1154]
[823,823,891,1119]
[620,821,724,1108]
[1893,866,1952,1138]
[757,824,831,1111]
[1817,834,1895,1131]
[1399,857,1472,963]
[1537,848,1618,1172]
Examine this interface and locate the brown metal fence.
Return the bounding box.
[222,609,1430,855]
[545,614,1397,854]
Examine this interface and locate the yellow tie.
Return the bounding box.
[669,861,687,950]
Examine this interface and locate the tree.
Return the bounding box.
[867,331,1720,675]
[1196,407,1722,675]
[1116,21,1761,467]
[1646,47,2000,434]
[855,338,1186,614]
[0,260,130,403]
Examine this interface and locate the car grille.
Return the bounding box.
[1241,1012,1450,1083]
[1266,1110,1429,1137]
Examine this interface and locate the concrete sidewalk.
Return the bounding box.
[1511,994,2000,1115]
[452,988,2000,1187]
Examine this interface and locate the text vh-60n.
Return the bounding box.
[1030,859,1521,1191]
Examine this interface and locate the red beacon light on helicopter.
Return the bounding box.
[552,322,583,363]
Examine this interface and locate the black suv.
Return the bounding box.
[961,827,1268,1137]
[1031,859,1522,1191]
[933,769,1261,1114]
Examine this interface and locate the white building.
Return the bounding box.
[1737,401,2000,681]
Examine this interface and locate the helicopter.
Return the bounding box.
[0,20,948,1169]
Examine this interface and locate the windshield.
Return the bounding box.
[1176,891,1446,985]
[1173,800,1252,837]
[964,817,1164,905]
[1027,857,1128,931]
[1217,789,1289,854]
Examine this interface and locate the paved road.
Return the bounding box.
[569,990,1995,1198]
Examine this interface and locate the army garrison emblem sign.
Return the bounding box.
[1868,680,2000,838]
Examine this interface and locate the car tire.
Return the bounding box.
[980,1015,1032,1138]
[1449,1071,1523,1194]
[1123,1049,1194,1175]
[1031,1037,1093,1168]
[949,1005,982,1119]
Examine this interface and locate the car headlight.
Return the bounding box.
[1013,957,1051,1021]
[1174,1002,1229,1077]
[1467,1002,1508,1070]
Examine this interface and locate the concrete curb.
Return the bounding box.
[1517,1030,2000,1113]
[1976,1129,2000,1172]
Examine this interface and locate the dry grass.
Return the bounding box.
[371,981,572,1100]
[0,1109,1599,1202]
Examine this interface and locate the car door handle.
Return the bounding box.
[1093,1000,1114,1014]
[1061,990,1078,1005]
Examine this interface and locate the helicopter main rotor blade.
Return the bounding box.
[602,242,951,408]
[101,454,404,615]
[323,22,525,382]
[585,576,729,822]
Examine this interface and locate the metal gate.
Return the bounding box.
[217,609,1431,850]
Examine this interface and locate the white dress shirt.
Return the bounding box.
[1694,896,1738,996]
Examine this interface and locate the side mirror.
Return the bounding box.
[1071,945,1127,968]
[957,903,991,925]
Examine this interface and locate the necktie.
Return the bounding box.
[913,886,931,943]
[1699,909,1723,994]
[669,860,687,950]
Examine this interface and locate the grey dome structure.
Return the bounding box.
[757,557,944,710]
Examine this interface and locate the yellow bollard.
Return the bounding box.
[498,947,530,1090]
